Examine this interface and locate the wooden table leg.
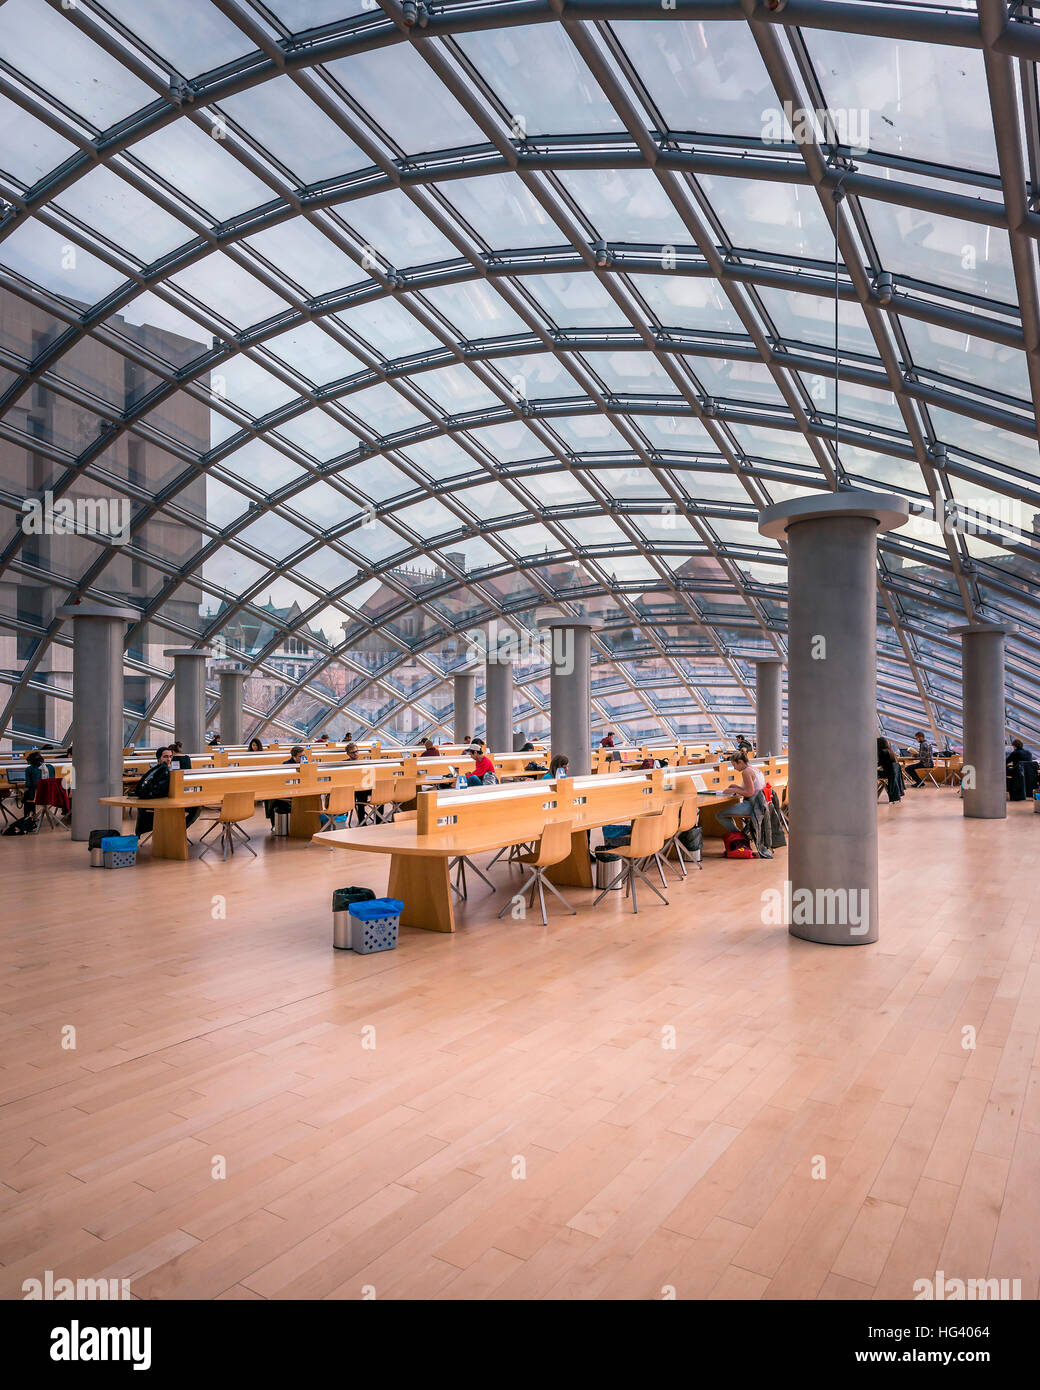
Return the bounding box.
[290,796,322,839]
[151,808,188,861]
[546,830,593,889]
[388,855,455,932]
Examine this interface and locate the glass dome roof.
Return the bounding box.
[1,0,1038,749]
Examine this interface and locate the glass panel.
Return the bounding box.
[327,45,485,154]
[0,0,154,128]
[454,25,624,136]
[697,173,835,261]
[442,174,562,250]
[0,92,77,186]
[218,76,368,185]
[616,20,778,140]
[342,191,457,269]
[864,200,1016,305]
[806,29,998,175]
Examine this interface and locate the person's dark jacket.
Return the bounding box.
[1007,747,1038,800]
[746,789,773,857]
[877,747,903,802]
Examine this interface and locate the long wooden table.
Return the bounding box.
[97,751,550,860]
[313,766,767,933]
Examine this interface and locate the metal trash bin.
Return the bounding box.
[88,828,112,867]
[272,810,290,837]
[594,853,622,890]
[332,886,376,950]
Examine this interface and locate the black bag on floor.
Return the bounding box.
[768,801,786,847]
[332,886,376,912]
[678,826,702,854]
[2,815,36,836]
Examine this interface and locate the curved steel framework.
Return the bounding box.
[0,0,1038,749]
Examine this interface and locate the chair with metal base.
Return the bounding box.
[649,803,682,885]
[449,855,497,900]
[198,792,257,860]
[664,796,702,876]
[319,787,353,832]
[497,820,576,926]
[592,811,670,914]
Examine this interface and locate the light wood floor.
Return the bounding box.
[1,793,1038,1301]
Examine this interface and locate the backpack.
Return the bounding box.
[723,830,755,859]
[481,771,499,785]
[2,815,36,836]
[134,765,168,800]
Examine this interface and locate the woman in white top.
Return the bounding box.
[717,755,765,834]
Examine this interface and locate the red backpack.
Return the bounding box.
[723,830,755,859]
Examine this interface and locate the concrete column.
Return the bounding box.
[754,657,785,756]
[163,648,214,753]
[759,492,909,945]
[540,615,600,777]
[452,669,477,744]
[218,669,247,747]
[57,601,137,841]
[484,651,514,756]
[951,621,1013,819]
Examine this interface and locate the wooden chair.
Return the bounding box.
[198,792,257,860]
[319,787,353,831]
[496,819,577,927]
[648,804,682,885]
[665,796,702,876]
[592,812,670,913]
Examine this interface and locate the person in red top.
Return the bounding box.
[467,749,496,785]
[420,737,440,757]
[600,731,615,748]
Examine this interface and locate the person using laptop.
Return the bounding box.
[717,754,765,835]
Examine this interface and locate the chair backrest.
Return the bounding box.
[532,819,573,867]
[629,811,666,857]
[325,787,353,814]
[677,796,699,833]
[659,803,680,840]
[220,791,256,823]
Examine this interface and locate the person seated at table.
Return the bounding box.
[248,737,264,752]
[134,747,202,837]
[168,740,191,770]
[637,756,655,771]
[207,731,221,746]
[21,750,55,826]
[316,733,330,743]
[735,734,754,755]
[465,737,485,758]
[521,740,536,753]
[340,742,375,821]
[265,746,306,827]
[717,754,766,834]
[905,730,935,788]
[1007,738,1038,800]
[542,754,569,781]
[466,747,497,786]
[600,730,615,749]
[420,737,440,757]
[877,737,904,804]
